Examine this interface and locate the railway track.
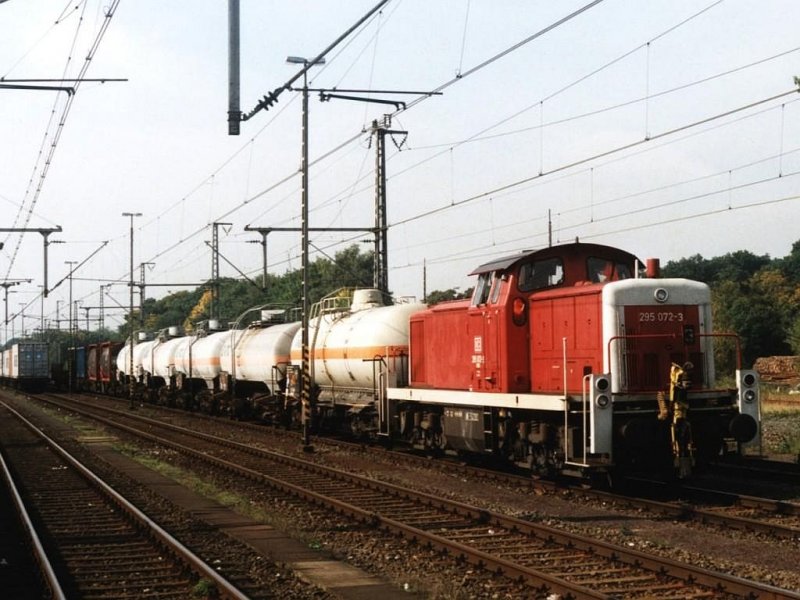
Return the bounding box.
[0,435,59,599]
[33,392,799,599]
[47,392,800,544]
[709,457,800,483]
[0,400,251,600]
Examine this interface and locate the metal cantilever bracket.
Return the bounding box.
[318,91,406,111]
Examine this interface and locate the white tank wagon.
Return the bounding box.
[166,330,230,412]
[173,330,228,381]
[132,339,157,380]
[290,289,426,434]
[116,338,156,401]
[213,321,301,419]
[116,343,130,381]
[151,336,188,381]
[116,339,152,382]
[146,332,192,406]
[222,322,300,387]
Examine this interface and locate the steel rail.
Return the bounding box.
[0,441,66,600]
[1,400,251,600]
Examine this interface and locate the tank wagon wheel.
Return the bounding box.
[174,393,195,412]
[196,391,217,415]
[157,387,173,407]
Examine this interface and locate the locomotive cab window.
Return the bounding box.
[489,273,505,304]
[518,257,563,292]
[472,273,492,305]
[472,271,502,306]
[588,257,633,283]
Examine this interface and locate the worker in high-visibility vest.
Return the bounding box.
[669,362,695,478]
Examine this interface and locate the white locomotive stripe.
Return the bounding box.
[386,387,567,412]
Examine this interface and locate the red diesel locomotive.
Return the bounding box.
[382,242,759,478]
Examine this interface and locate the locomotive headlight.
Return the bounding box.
[595,394,610,408]
[744,389,756,403]
[654,288,669,303]
[595,376,610,392]
[743,372,756,387]
[511,297,527,326]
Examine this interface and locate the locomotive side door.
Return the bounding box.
[468,271,500,392]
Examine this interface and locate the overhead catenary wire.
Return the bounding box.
[391,88,800,230]
[3,0,121,280]
[244,4,753,245]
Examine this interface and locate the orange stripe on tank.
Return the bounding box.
[236,354,291,367]
[289,345,408,361]
[189,357,221,367]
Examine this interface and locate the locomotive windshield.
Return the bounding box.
[587,257,633,283]
[472,271,502,305]
[517,257,563,292]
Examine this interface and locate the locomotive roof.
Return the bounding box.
[469,242,640,275]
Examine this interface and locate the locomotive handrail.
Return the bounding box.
[562,337,593,468]
[697,333,742,371]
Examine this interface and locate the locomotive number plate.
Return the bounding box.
[638,310,684,323]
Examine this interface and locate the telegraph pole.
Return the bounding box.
[371,116,407,294]
[122,212,142,409]
[64,261,77,392]
[139,262,155,327]
[211,222,231,322]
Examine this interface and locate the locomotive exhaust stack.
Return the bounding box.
[646,257,661,278]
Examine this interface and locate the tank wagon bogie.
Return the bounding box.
[52,241,760,480]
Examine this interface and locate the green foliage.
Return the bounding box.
[662,250,770,283]
[776,239,800,281]
[192,579,218,598]
[425,287,473,304]
[788,315,800,355]
[713,280,790,366]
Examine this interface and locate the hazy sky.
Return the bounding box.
[1,0,799,337]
